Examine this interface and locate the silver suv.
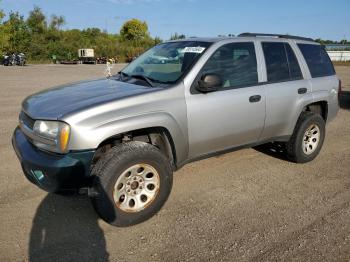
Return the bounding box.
[12,33,340,226]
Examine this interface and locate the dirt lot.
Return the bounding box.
[0,64,350,262]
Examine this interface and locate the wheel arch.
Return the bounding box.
[68,112,189,168]
[304,100,328,121]
[92,126,178,170]
[283,95,327,140]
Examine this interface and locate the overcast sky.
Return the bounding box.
[1,0,349,41]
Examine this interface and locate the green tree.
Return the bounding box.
[154,36,163,45]
[120,19,149,41]
[170,33,186,40]
[4,12,30,53]
[49,15,65,30]
[27,6,47,33]
[0,8,4,22]
[0,2,7,54]
[315,38,335,45]
[0,5,170,62]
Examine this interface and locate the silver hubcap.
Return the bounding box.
[113,164,160,213]
[302,124,320,155]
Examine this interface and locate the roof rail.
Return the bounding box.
[238,33,314,42]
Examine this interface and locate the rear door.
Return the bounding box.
[186,41,266,158]
[259,41,312,140]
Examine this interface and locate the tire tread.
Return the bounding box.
[91,141,172,226]
[286,111,325,163]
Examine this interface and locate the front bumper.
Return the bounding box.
[12,127,95,192]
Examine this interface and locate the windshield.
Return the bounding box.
[120,41,211,85]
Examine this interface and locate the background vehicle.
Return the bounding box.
[145,55,170,64]
[3,54,16,66]
[2,53,26,66]
[96,57,107,64]
[78,48,96,64]
[16,53,26,66]
[2,55,10,66]
[12,33,340,227]
[60,60,79,65]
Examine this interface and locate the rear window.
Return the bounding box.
[297,44,335,78]
[262,42,303,83]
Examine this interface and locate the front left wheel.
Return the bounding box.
[90,141,173,227]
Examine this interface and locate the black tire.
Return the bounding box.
[91,141,173,227]
[286,111,325,163]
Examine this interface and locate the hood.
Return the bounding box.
[22,78,161,120]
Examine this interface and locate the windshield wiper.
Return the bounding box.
[119,72,164,87]
[129,74,155,87]
[118,71,129,81]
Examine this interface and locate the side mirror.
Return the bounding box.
[196,73,222,93]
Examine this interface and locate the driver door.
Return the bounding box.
[186,42,266,158]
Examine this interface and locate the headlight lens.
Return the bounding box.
[33,120,70,153]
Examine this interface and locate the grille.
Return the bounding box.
[20,111,35,129]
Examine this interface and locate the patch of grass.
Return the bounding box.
[28,60,53,64]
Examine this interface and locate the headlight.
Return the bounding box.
[33,120,70,153]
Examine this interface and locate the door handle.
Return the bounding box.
[249,95,261,103]
[298,88,307,94]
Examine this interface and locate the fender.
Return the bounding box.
[66,111,189,165]
[284,92,315,138]
[287,89,337,137]
[312,89,339,122]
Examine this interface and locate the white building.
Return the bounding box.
[327,51,350,61]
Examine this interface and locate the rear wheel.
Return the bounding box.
[91,141,172,227]
[286,112,325,163]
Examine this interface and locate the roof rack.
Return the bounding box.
[238,33,314,42]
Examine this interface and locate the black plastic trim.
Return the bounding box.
[238,33,314,42]
[176,135,291,169]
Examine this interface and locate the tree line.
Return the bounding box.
[1,4,348,63]
[0,6,167,62]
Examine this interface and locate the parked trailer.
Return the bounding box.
[327,51,350,62]
[78,49,96,64]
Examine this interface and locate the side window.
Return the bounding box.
[262,42,304,83]
[297,44,335,78]
[285,44,303,80]
[262,42,289,82]
[199,42,258,89]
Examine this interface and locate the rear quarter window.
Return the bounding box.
[297,44,335,78]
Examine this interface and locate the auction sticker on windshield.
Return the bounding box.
[183,47,206,53]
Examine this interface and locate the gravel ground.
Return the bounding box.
[0,64,349,262]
